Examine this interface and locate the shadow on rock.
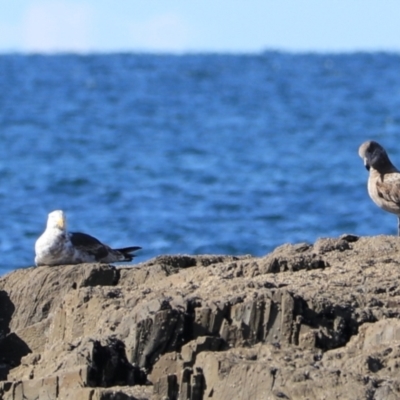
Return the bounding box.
[0,290,31,380]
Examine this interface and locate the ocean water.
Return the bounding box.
[0,52,399,275]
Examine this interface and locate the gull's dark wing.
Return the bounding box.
[69,231,109,260]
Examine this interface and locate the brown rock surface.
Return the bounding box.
[1,235,400,399]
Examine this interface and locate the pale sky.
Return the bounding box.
[1,0,400,53]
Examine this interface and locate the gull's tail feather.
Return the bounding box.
[115,246,142,261]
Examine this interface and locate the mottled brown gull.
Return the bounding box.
[359,140,400,235]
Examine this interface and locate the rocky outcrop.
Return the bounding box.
[1,235,400,399]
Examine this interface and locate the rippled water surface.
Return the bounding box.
[0,52,399,274]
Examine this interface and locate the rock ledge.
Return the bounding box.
[1,235,400,399]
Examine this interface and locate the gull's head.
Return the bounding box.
[46,210,66,231]
[358,140,389,172]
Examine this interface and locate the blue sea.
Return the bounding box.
[0,52,399,275]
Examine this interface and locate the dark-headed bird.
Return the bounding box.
[35,210,141,266]
[359,140,400,235]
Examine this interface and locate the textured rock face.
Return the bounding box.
[1,235,400,399]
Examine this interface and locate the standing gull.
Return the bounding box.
[358,140,400,235]
[35,210,141,266]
